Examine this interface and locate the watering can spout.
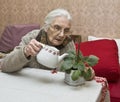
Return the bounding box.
[58,53,68,62]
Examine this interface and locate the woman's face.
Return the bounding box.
[46,16,71,46]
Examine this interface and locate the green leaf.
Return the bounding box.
[73,62,85,71]
[86,55,99,66]
[60,60,73,71]
[71,70,81,81]
[68,51,76,58]
[63,51,76,61]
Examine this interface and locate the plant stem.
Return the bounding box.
[77,36,81,62]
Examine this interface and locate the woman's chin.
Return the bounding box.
[52,41,63,46]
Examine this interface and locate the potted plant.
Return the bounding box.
[60,48,99,86]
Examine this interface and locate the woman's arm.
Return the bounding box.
[0,30,40,72]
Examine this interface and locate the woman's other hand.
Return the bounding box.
[85,67,95,80]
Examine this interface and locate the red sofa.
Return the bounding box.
[77,40,120,102]
[0,24,120,102]
[109,79,120,102]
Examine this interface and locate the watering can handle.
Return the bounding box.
[39,42,45,48]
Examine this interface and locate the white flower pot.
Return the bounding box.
[64,71,86,86]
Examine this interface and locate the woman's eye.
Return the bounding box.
[64,29,70,33]
[54,25,61,31]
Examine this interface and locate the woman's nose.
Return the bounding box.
[59,29,65,37]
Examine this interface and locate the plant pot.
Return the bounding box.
[64,70,86,86]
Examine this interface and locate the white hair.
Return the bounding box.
[43,8,72,30]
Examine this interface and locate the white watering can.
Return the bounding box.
[36,43,68,69]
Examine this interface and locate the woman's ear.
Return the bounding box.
[43,24,49,32]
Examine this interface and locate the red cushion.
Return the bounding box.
[109,78,120,102]
[75,39,120,82]
[0,24,40,52]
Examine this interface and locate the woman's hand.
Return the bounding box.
[85,67,95,80]
[24,39,43,57]
[89,67,95,80]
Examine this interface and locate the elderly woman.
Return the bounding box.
[0,9,95,80]
[0,9,75,72]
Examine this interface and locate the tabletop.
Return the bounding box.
[0,68,110,102]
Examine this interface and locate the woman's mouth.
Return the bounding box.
[55,38,63,41]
